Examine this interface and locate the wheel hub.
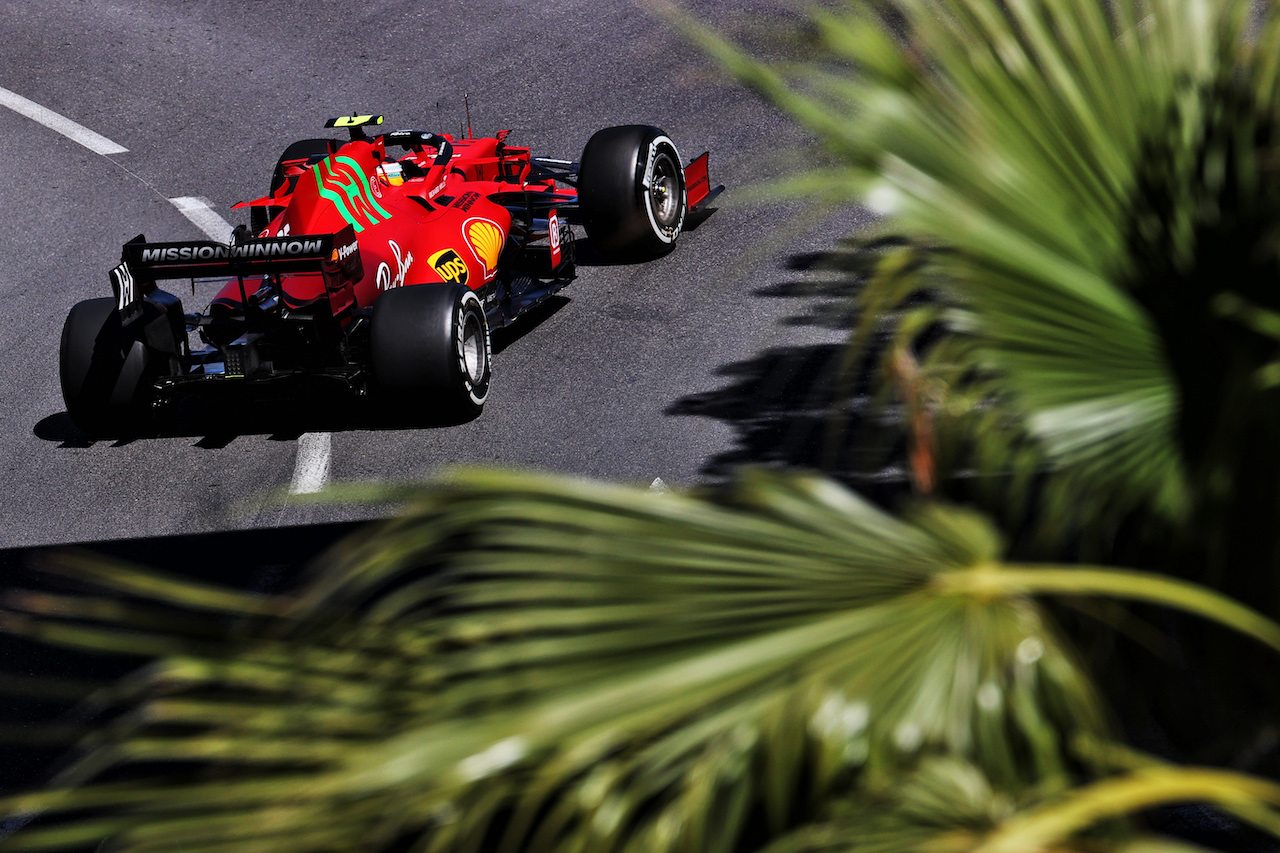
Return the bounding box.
[649,153,681,229]
[461,314,485,383]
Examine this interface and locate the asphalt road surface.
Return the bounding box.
[0,0,869,549]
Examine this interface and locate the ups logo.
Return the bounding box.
[429,248,469,286]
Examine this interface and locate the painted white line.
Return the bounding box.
[169,197,330,498]
[0,91,335,500]
[0,86,128,155]
[168,196,234,242]
[290,432,332,495]
[649,477,669,494]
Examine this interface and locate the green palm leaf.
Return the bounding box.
[673,0,1280,763]
[5,469,1279,851]
[6,2,1280,850]
[753,756,1277,853]
[680,0,1280,555]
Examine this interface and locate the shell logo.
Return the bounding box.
[464,218,504,277]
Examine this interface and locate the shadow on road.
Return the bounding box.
[668,237,913,499]
[571,208,718,267]
[33,385,479,447]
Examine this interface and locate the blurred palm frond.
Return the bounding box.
[7,469,1280,851]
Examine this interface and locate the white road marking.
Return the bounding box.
[290,433,332,495]
[167,199,331,497]
[168,196,234,242]
[0,89,331,499]
[649,477,669,493]
[0,85,128,155]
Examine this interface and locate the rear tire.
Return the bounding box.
[578,125,686,260]
[59,297,152,436]
[370,283,492,417]
[250,138,337,235]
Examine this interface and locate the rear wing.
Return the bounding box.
[109,227,361,313]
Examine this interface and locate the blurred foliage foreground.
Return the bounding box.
[6,0,1280,850]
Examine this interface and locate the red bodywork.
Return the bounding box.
[74,119,722,425]
[225,133,571,323]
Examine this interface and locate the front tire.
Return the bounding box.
[578,125,686,260]
[370,283,492,417]
[59,297,152,436]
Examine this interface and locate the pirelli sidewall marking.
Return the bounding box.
[643,136,685,244]
[455,289,490,406]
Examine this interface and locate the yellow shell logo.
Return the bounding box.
[465,218,503,274]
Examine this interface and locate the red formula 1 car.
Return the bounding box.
[58,115,721,434]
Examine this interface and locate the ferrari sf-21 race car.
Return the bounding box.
[59,115,721,434]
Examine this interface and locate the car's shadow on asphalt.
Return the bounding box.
[491,295,568,354]
[33,296,572,447]
[666,236,913,500]
[33,390,478,448]
[570,209,716,267]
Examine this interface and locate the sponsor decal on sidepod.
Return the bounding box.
[376,239,414,291]
[429,248,469,286]
[464,217,503,280]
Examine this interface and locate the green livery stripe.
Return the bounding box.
[314,161,359,231]
[313,156,392,233]
[334,156,391,220]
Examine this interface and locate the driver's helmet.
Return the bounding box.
[376,161,406,187]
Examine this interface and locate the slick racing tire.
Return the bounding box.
[250,138,338,235]
[370,283,492,417]
[578,125,686,260]
[59,297,153,436]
